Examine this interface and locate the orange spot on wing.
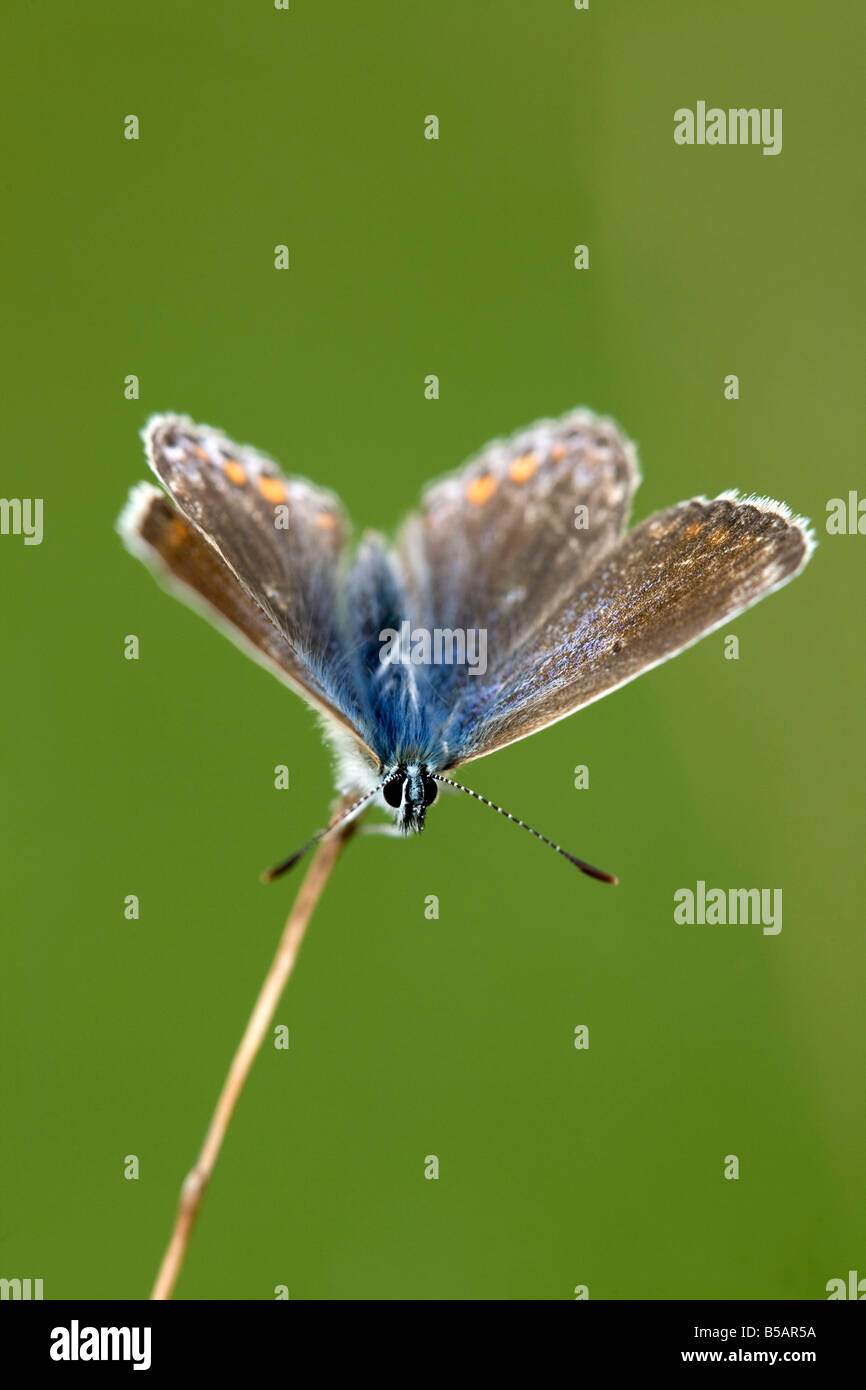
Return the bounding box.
[550,442,567,461]
[466,475,497,505]
[224,459,246,485]
[708,527,728,547]
[684,521,703,539]
[167,518,188,547]
[193,446,208,461]
[315,512,336,529]
[258,476,287,504]
[509,452,539,483]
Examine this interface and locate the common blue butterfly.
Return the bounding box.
[119,410,813,882]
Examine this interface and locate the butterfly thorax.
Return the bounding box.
[382,763,439,833]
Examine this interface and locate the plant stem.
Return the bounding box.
[150,822,353,1300]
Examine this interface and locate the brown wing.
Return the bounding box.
[440,493,815,765]
[143,415,350,675]
[118,481,379,763]
[398,409,641,662]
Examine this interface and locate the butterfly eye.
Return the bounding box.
[421,771,438,807]
[382,773,405,809]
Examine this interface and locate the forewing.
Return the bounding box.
[126,417,379,758]
[118,483,379,758]
[398,409,640,680]
[440,494,815,765]
[144,415,350,677]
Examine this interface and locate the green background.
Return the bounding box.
[2,1,863,1301]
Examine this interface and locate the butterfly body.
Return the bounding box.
[119,408,813,871]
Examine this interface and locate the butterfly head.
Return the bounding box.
[262,763,617,884]
[382,763,439,833]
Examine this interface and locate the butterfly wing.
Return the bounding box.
[120,417,380,764]
[394,409,640,759]
[399,409,641,679]
[122,412,813,783]
[439,492,815,765]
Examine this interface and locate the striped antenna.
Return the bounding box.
[432,774,617,884]
[262,770,402,882]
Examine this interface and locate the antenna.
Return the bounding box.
[262,771,402,882]
[432,774,617,884]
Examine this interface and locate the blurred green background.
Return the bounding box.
[1,0,863,1301]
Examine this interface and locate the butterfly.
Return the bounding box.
[119,409,814,884]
